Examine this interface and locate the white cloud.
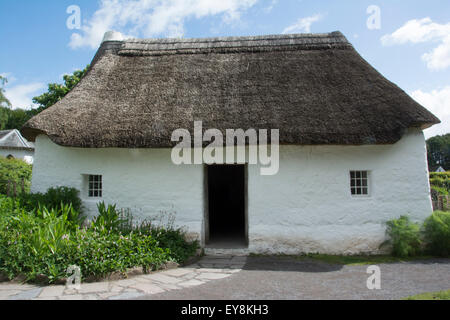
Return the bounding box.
[381,18,450,71]
[263,0,277,13]
[410,86,450,138]
[69,0,258,49]
[4,82,45,110]
[282,14,323,34]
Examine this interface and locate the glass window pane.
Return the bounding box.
[362,171,367,178]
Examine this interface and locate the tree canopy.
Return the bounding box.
[32,66,89,112]
[0,66,89,130]
[427,133,450,172]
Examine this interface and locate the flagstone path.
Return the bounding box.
[0,255,247,300]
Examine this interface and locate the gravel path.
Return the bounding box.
[138,256,450,300]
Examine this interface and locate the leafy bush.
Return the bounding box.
[423,211,450,257]
[91,202,129,234]
[0,196,198,284]
[384,216,422,257]
[430,172,450,195]
[0,157,32,195]
[18,186,83,214]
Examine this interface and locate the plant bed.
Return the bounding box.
[0,194,199,285]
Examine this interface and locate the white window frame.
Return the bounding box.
[350,170,370,197]
[84,174,103,198]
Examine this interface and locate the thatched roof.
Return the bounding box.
[0,129,34,151]
[22,32,439,148]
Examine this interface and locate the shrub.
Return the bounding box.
[18,186,83,214]
[91,202,129,234]
[430,172,450,195]
[0,157,32,195]
[384,216,422,257]
[0,197,198,284]
[423,211,450,257]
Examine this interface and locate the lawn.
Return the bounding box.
[297,254,439,266]
[404,290,450,300]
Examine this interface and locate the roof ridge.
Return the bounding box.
[120,31,347,44]
[114,31,351,56]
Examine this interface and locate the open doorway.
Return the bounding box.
[205,165,248,248]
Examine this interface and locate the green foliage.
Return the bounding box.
[429,172,450,196]
[422,211,450,256]
[427,134,450,172]
[91,202,128,234]
[0,157,32,195]
[384,216,422,257]
[32,66,89,111]
[404,289,450,300]
[18,186,83,214]
[0,67,89,130]
[0,195,198,284]
[0,76,11,108]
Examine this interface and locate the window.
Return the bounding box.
[350,171,369,196]
[88,175,102,198]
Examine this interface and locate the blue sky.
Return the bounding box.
[1,0,449,138]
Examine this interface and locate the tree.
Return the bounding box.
[0,66,89,130]
[32,66,89,112]
[427,134,450,172]
[0,75,11,108]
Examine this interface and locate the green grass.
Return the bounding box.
[248,253,440,265]
[295,254,438,266]
[404,290,450,300]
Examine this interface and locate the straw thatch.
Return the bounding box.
[22,32,439,148]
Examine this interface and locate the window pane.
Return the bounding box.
[362,179,367,187]
[357,188,362,195]
[362,188,368,195]
[356,171,361,178]
[362,171,367,179]
[350,171,355,179]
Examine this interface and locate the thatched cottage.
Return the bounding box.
[22,32,439,254]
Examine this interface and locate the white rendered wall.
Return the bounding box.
[31,128,432,254]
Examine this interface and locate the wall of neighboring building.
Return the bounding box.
[31,128,432,254]
[0,149,34,164]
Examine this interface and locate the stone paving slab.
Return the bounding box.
[0,255,247,300]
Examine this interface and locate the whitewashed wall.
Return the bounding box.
[31,128,432,254]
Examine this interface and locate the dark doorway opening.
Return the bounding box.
[206,165,247,248]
